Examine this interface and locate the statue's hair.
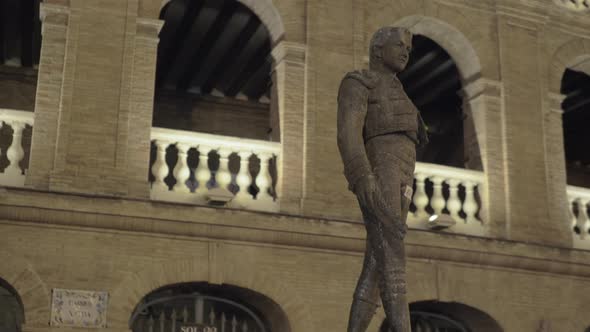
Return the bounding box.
[369,27,412,62]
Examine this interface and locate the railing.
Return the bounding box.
[568,185,590,249]
[0,109,33,187]
[149,127,280,212]
[408,162,486,235]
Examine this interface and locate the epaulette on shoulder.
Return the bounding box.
[343,70,378,89]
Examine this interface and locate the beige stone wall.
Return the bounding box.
[2,0,590,331]
[3,189,590,331]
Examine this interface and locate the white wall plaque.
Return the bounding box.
[50,289,109,328]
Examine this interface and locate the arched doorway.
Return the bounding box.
[379,300,503,332]
[0,278,24,332]
[129,283,290,332]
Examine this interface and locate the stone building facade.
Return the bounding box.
[1,0,590,331]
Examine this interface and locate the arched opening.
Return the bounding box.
[153,0,273,139]
[0,0,40,185]
[0,0,41,110]
[129,283,290,332]
[379,301,503,332]
[561,68,590,188]
[0,278,24,332]
[399,34,466,169]
[148,0,281,209]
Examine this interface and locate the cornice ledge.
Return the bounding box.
[2,187,590,278]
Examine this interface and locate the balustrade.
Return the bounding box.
[568,185,590,249]
[0,109,33,187]
[149,127,280,212]
[408,163,485,235]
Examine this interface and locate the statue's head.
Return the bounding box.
[369,27,413,73]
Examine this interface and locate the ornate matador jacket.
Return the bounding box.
[337,69,429,192]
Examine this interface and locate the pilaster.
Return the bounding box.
[461,78,508,239]
[26,3,69,189]
[271,41,307,214]
[544,93,572,245]
[496,8,571,246]
[27,1,162,198]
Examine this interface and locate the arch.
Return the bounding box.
[393,15,483,85]
[159,0,285,45]
[549,37,590,93]
[409,300,504,332]
[387,16,482,104]
[109,258,314,332]
[0,253,50,327]
[379,300,504,331]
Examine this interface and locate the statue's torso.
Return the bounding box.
[363,72,419,143]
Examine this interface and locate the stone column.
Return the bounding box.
[27,1,162,198]
[496,12,571,246]
[126,18,163,198]
[270,41,307,214]
[26,3,69,189]
[461,78,508,238]
[544,93,572,245]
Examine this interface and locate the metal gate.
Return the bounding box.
[130,293,267,332]
[411,311,469,332]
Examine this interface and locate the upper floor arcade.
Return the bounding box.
[0,0,590,249]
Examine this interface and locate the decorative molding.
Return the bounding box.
[136,18,164,41]
[4,188,590,279]
[39,3,70,27]
[270,42,306,66]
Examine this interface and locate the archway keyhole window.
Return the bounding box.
[0,278,24,332]
[129,283,289,332]
[561,68,590,188]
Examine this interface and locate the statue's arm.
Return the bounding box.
[337,77,372,192]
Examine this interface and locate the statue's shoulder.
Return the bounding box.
[341,69,378,90]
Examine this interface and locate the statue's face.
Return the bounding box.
[380,31,412,73]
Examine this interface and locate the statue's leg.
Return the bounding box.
[374,177,411,332]
[378,235,410,332]
[348,233,379,332]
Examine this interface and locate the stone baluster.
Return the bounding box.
[5,121,26,175]
[569,197,577,232]
[413,173,428,217]
[159,311,165,332]
[255,153,273,201]
[446,179,462,221]
[577,199,590,239]
[196,146,212,196]
[216,148,233,192]
[173,144,191,193]
[236,151,253,202]
[151,140,170,190]
[430,176,445,217]
[463,181,478,224]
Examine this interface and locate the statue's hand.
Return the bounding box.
[354,174,378,211]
